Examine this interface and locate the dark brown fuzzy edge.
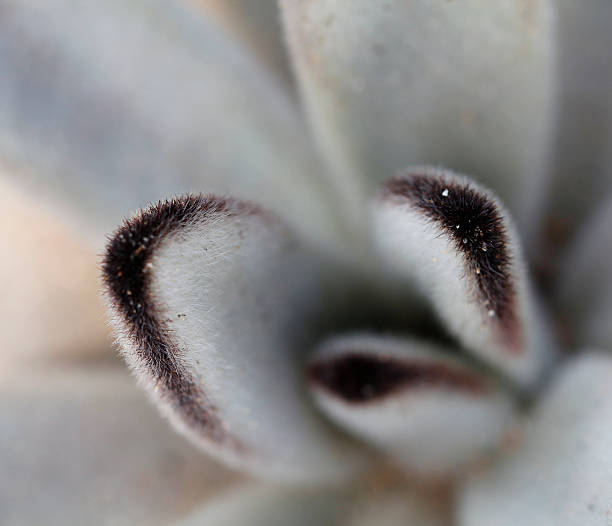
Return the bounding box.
[382,173,523,352]
[308,352,487,404]
[102,194,260,447]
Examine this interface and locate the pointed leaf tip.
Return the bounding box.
[102,194,366,483]
[373,168,555,387]
[308,333,515,478]
[382,174,522,351]
[102,195,256,447]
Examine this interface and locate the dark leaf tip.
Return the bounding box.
[101,194,259,447]
[308,353,487,404]
[383,174,523,351]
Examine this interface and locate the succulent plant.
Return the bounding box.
[1,1,612,524]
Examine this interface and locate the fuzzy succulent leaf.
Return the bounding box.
[281,0,556,238]
[0,0,344,250]
[308,333,515,478]
[459,353,612,526]
[102,194,367,483]
[372,168,554,386]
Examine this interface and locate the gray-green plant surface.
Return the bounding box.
[1,1,612,525]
